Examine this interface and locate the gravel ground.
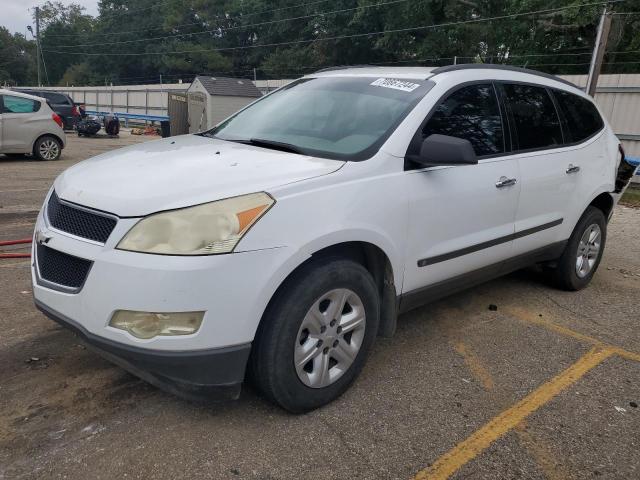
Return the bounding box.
[1,134,639,480]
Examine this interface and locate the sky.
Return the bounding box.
[2,0,99,36]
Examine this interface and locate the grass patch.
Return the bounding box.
[621,186,640,208]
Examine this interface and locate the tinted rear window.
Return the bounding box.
[503,84,563,151]
[553,90,603,143]
[42,92,71,105]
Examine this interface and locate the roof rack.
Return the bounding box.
[429,64,578,88]
[314,65,376,73]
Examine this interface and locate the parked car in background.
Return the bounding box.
[0,89,66,160]
[13,89,80,130]
[32,66,635,412]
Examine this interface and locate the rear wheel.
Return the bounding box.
[34,136,61,161]
[549,206,606,291]
[251,258,379,412]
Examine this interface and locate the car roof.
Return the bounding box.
[307,64,587,98]
[12,87,73,100]
[309,66,436,80]
[0,88,46,102]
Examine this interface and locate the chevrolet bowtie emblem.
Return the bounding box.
[35,230,51,245]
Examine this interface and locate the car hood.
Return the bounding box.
[54,134,344,217]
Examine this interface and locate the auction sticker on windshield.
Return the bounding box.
[370,78,421,92]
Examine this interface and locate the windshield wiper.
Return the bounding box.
[247,138,307,155]
[210,136,307,155]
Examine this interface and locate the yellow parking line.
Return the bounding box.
[505,306,603,346]
[612,347,640,363]
[413,346,614,480]
[514,420,572,480]
[452,339,572,476]
[452,340,495,391]
[506,307,640,362]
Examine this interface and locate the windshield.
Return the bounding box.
[203,76,434,161]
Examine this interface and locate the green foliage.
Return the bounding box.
[59,62,98,85]
[0,28,36,85]
[3,0,640,86]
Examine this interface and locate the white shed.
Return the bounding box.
[185,76,263,133]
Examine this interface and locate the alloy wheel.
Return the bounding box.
[294,288,366,388]
[576,223,601,278]
[39,139,59,160]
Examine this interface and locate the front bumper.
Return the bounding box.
[36,300,251,401]
[31,194,302,400]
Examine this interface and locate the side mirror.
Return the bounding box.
[408,134,477,167]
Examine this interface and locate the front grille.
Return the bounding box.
[47,191,117,243]
[36,244,93,291]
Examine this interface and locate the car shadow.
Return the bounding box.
[0,154,39,163]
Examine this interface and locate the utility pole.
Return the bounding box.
[586,6,612,97]
[35,6,41,87]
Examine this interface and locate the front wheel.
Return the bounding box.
[250,258,379,412]
[34,136,62,161]
[550,206,607,291]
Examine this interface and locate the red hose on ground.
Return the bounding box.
[0,238,32,259]
[0,238,32,246]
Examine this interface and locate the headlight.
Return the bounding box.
[117,192,274,255]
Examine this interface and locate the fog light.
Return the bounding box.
[109,310,204,339]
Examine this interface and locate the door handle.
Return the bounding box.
[495,176,517,188]
[566,164,581,174]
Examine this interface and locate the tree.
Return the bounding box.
[0,27,36,86]
[37,1,95,85]
[59,62,98,86]
[18,0,640,87]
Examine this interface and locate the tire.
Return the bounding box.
[250,257,380,413]
[33,136,62,161]
[550,206,607,291]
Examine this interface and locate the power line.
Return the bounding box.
[46,0,415,48]
[43,0,339,38]
[43,1,615,57]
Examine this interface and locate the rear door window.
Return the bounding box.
[503,84,563,151]
[422,83,505,157]
[553,90,604,143]
[1,95,40,113]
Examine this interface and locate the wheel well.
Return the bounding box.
[589,192,614,220]
[309,242,398,337]
[260,242,398,340]
[308,241,389,285]
[32,134,63,153]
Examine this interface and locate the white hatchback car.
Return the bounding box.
[32,66,636,412]
[0,89,66,161]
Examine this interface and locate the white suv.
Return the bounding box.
[0,89,66,160]
[32,66,635,412]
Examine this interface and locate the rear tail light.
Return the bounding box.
[71,105,80,117]
[52,113,63,128]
